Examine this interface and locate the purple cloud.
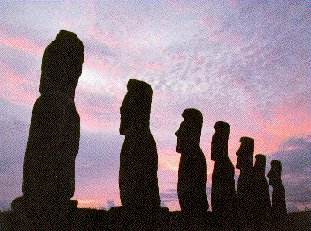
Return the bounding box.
[267,136,311,212]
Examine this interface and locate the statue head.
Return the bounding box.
[254,154,266,174]
[267,160,282,186]
[236,136,254,170]
[214,121,230,137]
[211,121,230,161]
[120,79,153,135]
[40,30,84,97]
[175,108,203,153]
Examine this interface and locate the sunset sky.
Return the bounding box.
[0,0,310,212]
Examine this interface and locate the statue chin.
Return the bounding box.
[119,123,127,135]
[176,144,190,154]
[119,128,125,135]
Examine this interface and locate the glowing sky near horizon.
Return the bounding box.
[0,1,310,212]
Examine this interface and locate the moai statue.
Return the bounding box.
[236,137,255,230]
[268,160,287,230]
[11,30,84,229]
[253,154,271,230]
[176,109,208,218]
[211,121,236,229]
[119,79,160,211]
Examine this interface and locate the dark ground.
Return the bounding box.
[0,208,310,230]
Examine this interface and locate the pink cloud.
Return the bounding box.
[0,36,44,56]
[144,61,166,71]
[266,108,310,140]
[158,148,180,172]
[166,1,190,15]
[199,17,221,31]
[73,181,121,209]
[0,62,38,108]
[88,27,120,48]
[84,56,122,76]
[228,0,238,9]
[238,98,311,155]
[165,200,180,211]
[77,105,119,133]
[209,29,241,49]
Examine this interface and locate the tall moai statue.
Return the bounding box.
[211,121,236,229]
[268,160,287,230]
[11,30,84,228]
[176,109,209,217]
[236,136,255,230]
[119,79,160,211]
[253,154,271,230]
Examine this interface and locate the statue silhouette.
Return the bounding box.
[253,154,271,230]
[119,79,160,210]
[268,160,287,230]
[236,136,255,230]
[176,108,208,219]
[11,30,84,229]
[211,121,236,229]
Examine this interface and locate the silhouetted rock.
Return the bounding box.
[253,154,271,230]
[10,30,84,229]
[236,136,255,230]
[211,121,236,229]
[118,79,160,228]
[176,108,208,229]
[268,160,287,230]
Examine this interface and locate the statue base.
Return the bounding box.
[8,196,78,230]
[11,196,77,213]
